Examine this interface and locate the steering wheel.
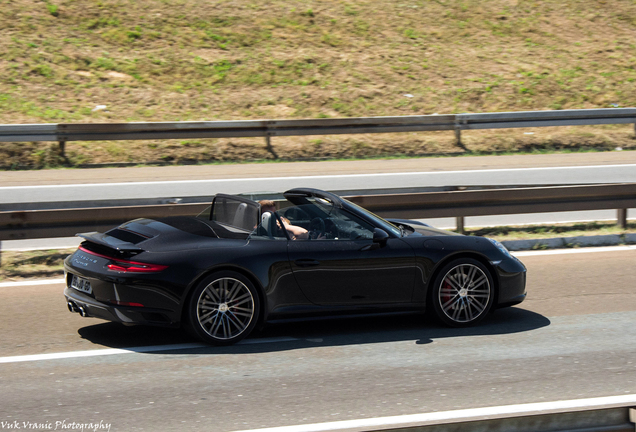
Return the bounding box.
[309,217,326,239]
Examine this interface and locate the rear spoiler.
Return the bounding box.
[76,232,143,252]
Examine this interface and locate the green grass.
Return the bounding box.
[1,0,635,168]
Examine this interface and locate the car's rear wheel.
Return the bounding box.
[187,271,260,345]
[431,258,494,327]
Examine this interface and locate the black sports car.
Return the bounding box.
[64,188,527,345]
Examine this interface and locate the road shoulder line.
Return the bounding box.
[2,163,635,190]
[231,394,636,432]
[512,244,636,257]
[0,337,299,364]
[0,278,65,288]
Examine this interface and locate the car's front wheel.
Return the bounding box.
[187,271,260,345]
[431,258,494,327]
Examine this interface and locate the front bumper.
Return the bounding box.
[494,256,527,308]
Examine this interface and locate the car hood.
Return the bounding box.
[387,218,462,237]
[409,224,463,237]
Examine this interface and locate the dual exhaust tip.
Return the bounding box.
[67,301,88,317]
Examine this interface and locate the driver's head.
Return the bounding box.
[258,200,276,214]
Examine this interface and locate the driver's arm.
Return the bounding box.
[281,218,309,240]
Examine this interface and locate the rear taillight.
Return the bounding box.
[78,246,168,273]
[106,261,169,273]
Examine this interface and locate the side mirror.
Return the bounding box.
[361,228,389,251]
[372,228,389,246]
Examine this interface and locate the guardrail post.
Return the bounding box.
[265,136,278,159]
[454,117,468,151]
[456,216,465,234]
[58,141,66,157]
[618,208,628,229]
[264,120,278,159]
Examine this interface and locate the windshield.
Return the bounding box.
[342,198,402,237]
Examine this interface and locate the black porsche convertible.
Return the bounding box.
[64,188,527,345]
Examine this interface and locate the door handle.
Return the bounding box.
[294,259,320,267]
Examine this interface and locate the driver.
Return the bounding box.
[258,200,309,240]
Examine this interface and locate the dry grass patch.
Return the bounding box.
[0,249,73,281]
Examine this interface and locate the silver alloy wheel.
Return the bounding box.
[196,277,255,340]
[438,263,491,324]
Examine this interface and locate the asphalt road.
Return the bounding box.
[0,247,634,431]
[2,152,636,204]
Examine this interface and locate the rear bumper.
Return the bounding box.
[64,254,185,326]
[64,287,179,328]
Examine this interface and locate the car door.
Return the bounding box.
[287,206,416,306]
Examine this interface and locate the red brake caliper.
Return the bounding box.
[442,280,453,308]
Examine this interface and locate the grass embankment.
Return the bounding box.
[3,221,635,280]
[1,0,635,168]
[466,221,636,241]
[0,249,72,281]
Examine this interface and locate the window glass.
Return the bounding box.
[280,199,374,241]
[342,198,401,237]
[212,196,259,232]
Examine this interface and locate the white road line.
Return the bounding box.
[0,343,205,364]
[232,394,636,432]
[0,278,65,288]
[0,337,299,364]
[1,164,634,190]
[1,245,79,252]
[512,245,636,257]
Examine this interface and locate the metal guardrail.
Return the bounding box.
[1,109,635,154]
[347,183,636,218]
[1,184,634,241]
[0,202,208,241]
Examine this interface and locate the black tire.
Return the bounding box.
[186,271,260,346]
[431,258,495,327]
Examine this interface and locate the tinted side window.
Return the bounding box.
[283,204,374,241]
[328,207,374,240]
